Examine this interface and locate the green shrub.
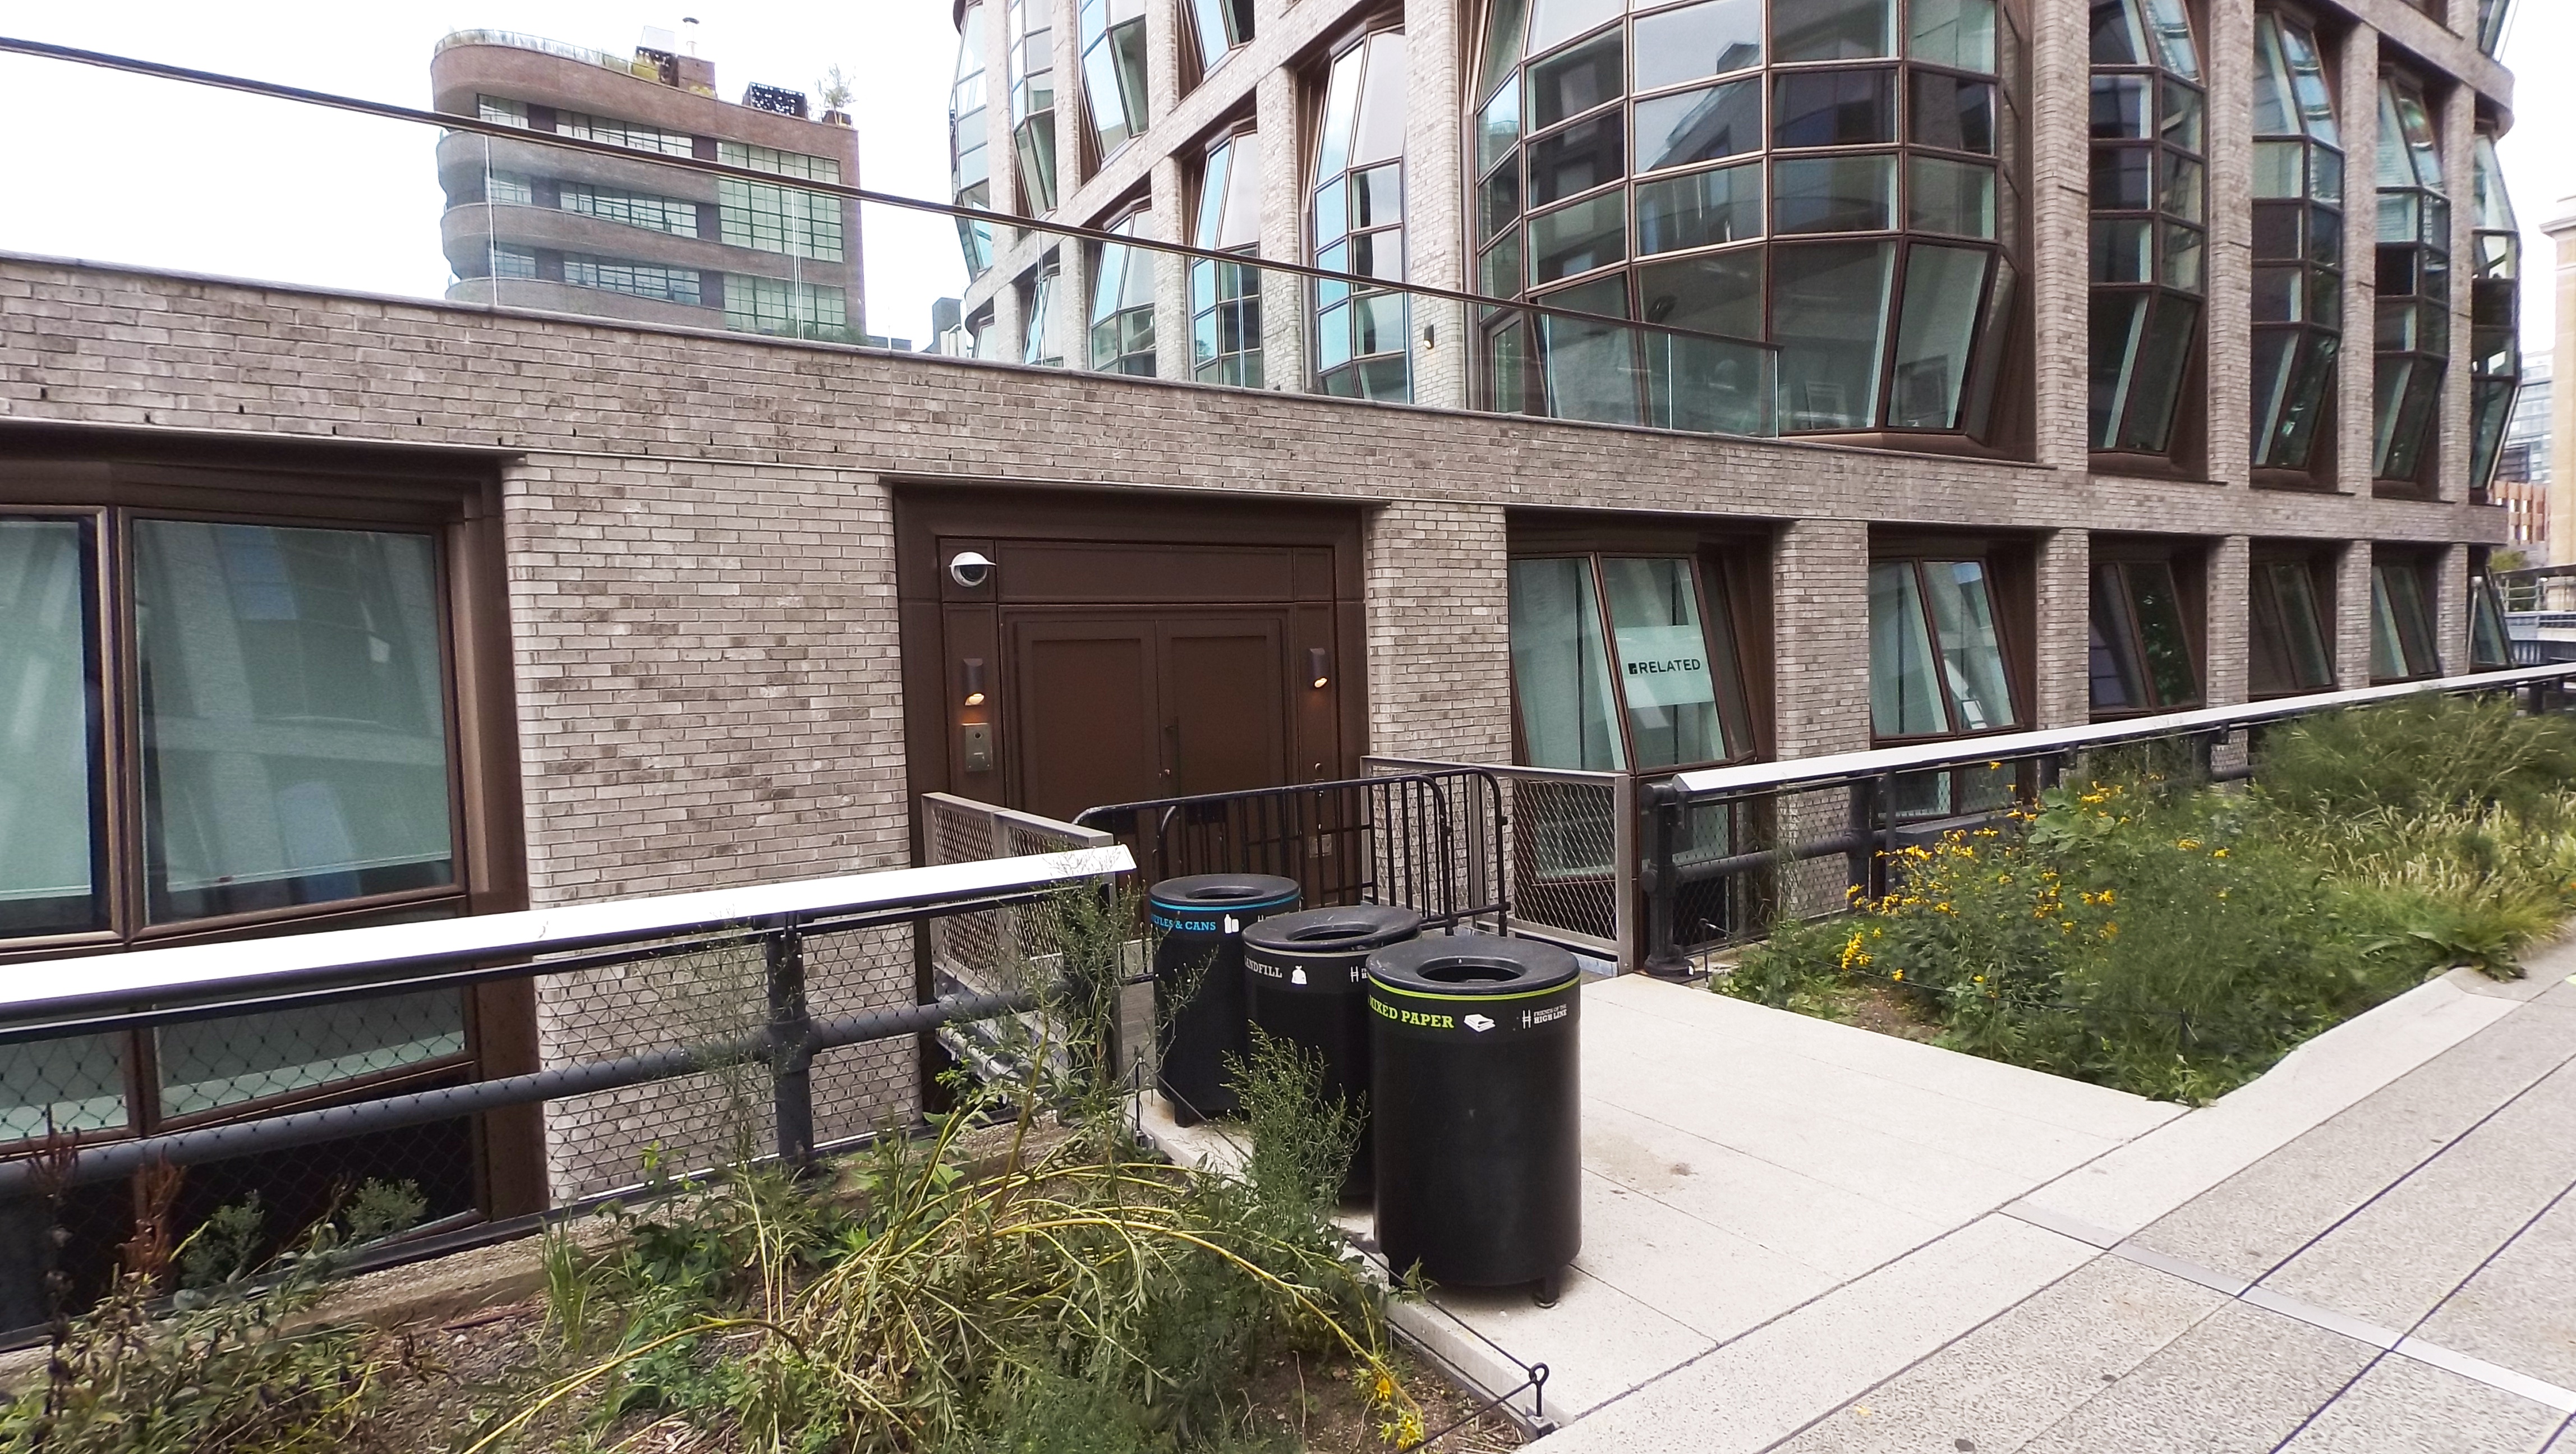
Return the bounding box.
[2256,694,2576,821]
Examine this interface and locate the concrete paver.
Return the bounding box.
[2262,1060,2576,1330]
[1766,1257,2223,1454]
[2413,1187,2576,1391]
[2273,1354,2564,1453]
[1565,1170,1842,1343]
[2012,1301,2375,1454]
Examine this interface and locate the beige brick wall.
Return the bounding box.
[1364,500,1512,762]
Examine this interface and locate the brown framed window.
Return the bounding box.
[1312,23,1413,401]
[2088,0,2207,471]
[2469,555,2513,670]
[2371,68,2447,492]
[1506,551,1757,772]
[2089,544,2203,716]
[1192,125,1266,386]
[2248,544,2337,697]
[1089,206,1157,375]
[2247,6,2342,482]
[2370,548,2442,682]
[1868,553,2025,740]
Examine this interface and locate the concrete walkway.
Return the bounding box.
[1397,942,2576,1451]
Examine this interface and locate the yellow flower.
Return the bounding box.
[1972,974,1985,984]
[1890,969,1905,982]
[2176,838,2201,851]
[2213,848,2229,859]
[2102,921,2120,937]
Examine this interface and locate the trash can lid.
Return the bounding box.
[1242,904,1424,958]
[1367,933,1582,999]
[1147,873,1302,914]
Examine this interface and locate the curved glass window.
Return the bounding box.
[1470,0,2023,439]
[2089,0,2204,458]
[953,2,994,275]
[2469,132,2521,498]
[2476,0,2513,57]
[1008,0,1059,211]
[1191,0,1254,75]
[1193,130,1265,386]
[2372,71,2446,486]
[1091,211,1156,375]
[1081,0,1151,162]
[1313,29,1413,401]
[2248,10,2339,472]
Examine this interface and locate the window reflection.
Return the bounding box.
[1510,557,1627,770]
[2370,556,2441,682]
[1870,556,2019,738]
[1471,0,2021,439]
[2088,0,2205,458]
[951,4,994,275]
[1509,554,1750,771]
[1192,131,1265,386]
[2372,71,2448,487]
[2250,552,2335,697]
[2089,558,2200,715]
[1079,0,1151,160]
[0,517,103,937]
[1313,29,1413,401]
[1089,211,1156,375]
[1007,0,1058,211]
[2467,134,2522,499]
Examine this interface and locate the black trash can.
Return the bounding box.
[1369,933,1583,1300]
[1241,904,1425,1197]
[1148,873,1301,1125]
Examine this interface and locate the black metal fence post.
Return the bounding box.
[1641,783,1690,978]
[766,919,816,1173]
[1844,780,1874,905]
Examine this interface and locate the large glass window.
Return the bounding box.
[1091,210,1156,375]
[723,275,850,341]
[1190,0,1254,74]
[1471,0,2024,439]
[716,144,846,263]
[2089,556,2200,715]
[1313,29,1413,402]
[2249,549,2335,697]
[2088,0,2205,459]
[2370,554,2441,682]
[2468,132,2521,499]
[1081,0,1151,160]
[1192,130,1266,386]
[2248,10,2342,473]
[1009,0,1059,212]
[2470,567,2512,670]
[562,255,702,305]
[954,2,996,274]
[132,522,456,923]
[2373,71,2447,487]
[1869,555,2020,738]
[1508,553,1752,770]
[0,518,103,937]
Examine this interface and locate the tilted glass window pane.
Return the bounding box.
[1483,0,1532,101]
[1889,244,1990,428]
[157,990,467,1117]
[1774,153,1893,234]
[1479,82,1524,178]
[2128,562,2199,705]
[2089,565,2144,711]
[1869,562,1946,736]
[0,518,103,937]
[1774,240,1893,429]
[2368,565,2409,681]
[1911,72,1996,155]
[2471,577,2511,669]
[2271,560,2335,691]
[1600,558,1729,767]
[1024,268,1061,366]
[1634,0,1764,90]
[1317,43,1363,178]
[1638,163,1764,252]
[1774,0,1893,63]
[132,521,455,924]
[1530,114,1626,208]
[1635,79,1763,173]
[1509,557,1627,770]
[1773,68,1896,148]
[1530,30,1622,131]
[2380,561,2439,678]
[1908,0,1997,72]
[1536,275,1640,424]
[1922,560,2018,730]
[1529,191,1628,283]
[1910,157,1995,237]
[1527,0,1623,58]
[1353,33,1410,165]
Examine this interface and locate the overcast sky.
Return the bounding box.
[0,1,2569,360]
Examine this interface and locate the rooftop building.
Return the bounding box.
[433,27,865,342]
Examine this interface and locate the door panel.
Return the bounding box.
[1009,617,1164,821]
[1159,617,1288,798]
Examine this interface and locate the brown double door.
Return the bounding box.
[1010,613,1290,822]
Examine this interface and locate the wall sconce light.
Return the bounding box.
[1421,323,1437,351]
[1308,647,1331,690]
[962,657,987,707]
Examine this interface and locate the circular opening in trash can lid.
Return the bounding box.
[1367,933,1581,997]
[1148,873,1302,911]
[1241,904,1423,955]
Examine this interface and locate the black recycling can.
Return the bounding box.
[1241,904,1425,1197]
[1369,934,1583,1295]
[1148,874,1301,1125]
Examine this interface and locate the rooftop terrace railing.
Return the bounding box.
[430,29,665,81]
[0,34,1781,441]
[1634,662,2576,975]
[0,841,1130,1336]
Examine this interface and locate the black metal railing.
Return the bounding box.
[0,846,1130,1338]
[1073,770,1509,934]
[1635,664,2576,976]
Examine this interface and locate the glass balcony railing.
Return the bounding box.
[0,34,1780,440]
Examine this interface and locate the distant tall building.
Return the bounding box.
[433,29,863,343]
[2495,351,2550,549]
[2550,200,2576,569]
